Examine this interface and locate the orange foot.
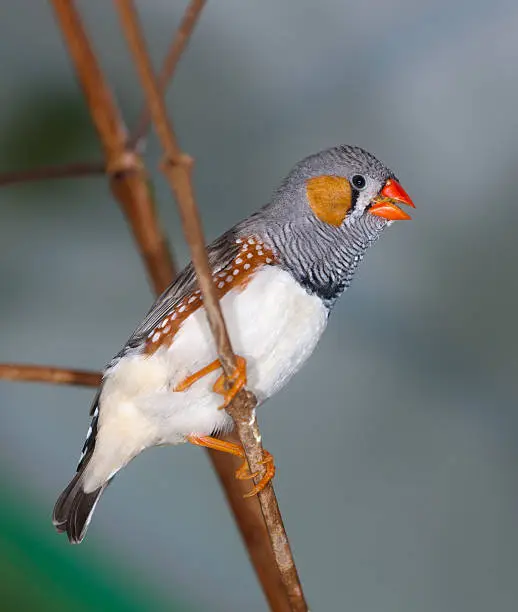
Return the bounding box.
[174,356,247,410]
[187,435,276,498]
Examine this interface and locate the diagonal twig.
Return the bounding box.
[128,0,206,149]
[114,2,308,610]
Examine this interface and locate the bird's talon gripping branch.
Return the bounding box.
[187,435,275,498]
[235,461,259,481]
[242,451,276,498]
[174,356,247,410]
[213,355,247,409]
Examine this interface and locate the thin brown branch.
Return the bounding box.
[0,161,105,187]
[50,0,176,294]
[115,3,307,610]
[0,364,101,387]
[208,440,291,611]
[128,0,206,148]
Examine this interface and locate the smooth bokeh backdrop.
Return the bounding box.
[1,1,518,610]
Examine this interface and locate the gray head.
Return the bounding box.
[243,145,414,307]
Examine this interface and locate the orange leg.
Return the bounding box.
[174,356,247,410]
[174,360,222,392]
[187,435,276,498]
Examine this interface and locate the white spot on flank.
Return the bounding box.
[248,238,255,245]
[266,258,272,264]
[226,276,233,283]
[242,244,248,251]
[160,319,168,328]
[247,253,253,259]
[188,296,197,304]
[171,312,177,320]
[163,325,171,334]
[235,258,243,264]
[233,269,239,276]
[257,250,264,256]
[236,238,243,244]
[178,305,186,313]
[152,332,161,342]
[218,282,225,289]
[244,263,251,270]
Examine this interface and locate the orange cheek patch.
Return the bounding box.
[144,237,277,355]
[306,175,352,226]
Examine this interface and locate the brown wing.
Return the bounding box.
[114,229,242,361]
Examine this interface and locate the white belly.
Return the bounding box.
[87,267,327,488]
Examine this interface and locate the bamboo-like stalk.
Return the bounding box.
[114,2,307,610]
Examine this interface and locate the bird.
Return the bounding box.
[53,144,414,543]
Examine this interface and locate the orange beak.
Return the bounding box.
[369,178,415,221]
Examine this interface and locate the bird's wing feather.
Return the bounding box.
[120,229,241,355]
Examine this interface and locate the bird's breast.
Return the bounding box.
[166,265,329,400]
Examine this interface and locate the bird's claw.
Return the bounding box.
[240,451,276,498]
[212,355,247,410]
[186,435,275,498]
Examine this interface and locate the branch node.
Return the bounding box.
[106,149,143,177]
[160,152,194,172]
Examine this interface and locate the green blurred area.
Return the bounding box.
[1,89,97,170]
[0,478,184,612]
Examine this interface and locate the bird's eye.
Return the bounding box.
[351,175,366,190]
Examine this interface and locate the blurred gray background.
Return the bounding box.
[1,0,518,610]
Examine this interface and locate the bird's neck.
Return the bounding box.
[263,215,388,308]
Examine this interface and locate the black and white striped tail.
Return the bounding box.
[52,453,106,544]
[53,390,105,544]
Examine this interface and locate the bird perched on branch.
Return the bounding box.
[53,144,414,543]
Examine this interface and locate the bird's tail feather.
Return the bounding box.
[53,456,107,544]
